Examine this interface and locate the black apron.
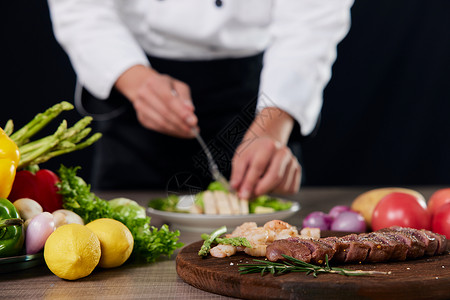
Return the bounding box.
[79,53,265,191]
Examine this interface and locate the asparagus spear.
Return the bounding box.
[18,120,68,167]
[200,233,252,248]
[3,120,14,136]
[3,101,102,170]
[25,133,102,167]
[10,101,74,146]
[198,226,227,256]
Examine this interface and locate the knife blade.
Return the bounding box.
[191,128,233,192]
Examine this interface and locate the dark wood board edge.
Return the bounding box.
[176,241,450,300]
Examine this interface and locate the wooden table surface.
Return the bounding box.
[0,186,444,299]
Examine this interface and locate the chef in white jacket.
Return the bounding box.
[47,0,353,199]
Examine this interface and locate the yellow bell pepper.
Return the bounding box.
[0,128,20,199]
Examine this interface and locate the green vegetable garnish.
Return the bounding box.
[57,165,183,263]
[206,181,228,192]
[148,194,180,212]
[249,195,292,213]
[201,233,252,248]
[198,226,227,256]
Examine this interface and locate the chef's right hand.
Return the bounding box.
[115,64,198,138]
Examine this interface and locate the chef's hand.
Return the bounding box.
[115,64,198,138]
[230,108,301,199]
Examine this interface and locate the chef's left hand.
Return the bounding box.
[229,107,301,199]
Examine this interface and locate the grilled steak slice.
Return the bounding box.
[414,229,439,255]
[385,226,438,256]
[335,234,370,263]
[266,237,312,262]
[321,237,349,262]
[378,227,426,258]
[297,239,335,264]
[374,232,408,261]
[355,233,394,262]
[421,229,448,255]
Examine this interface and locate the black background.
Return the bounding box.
[2,0,450,188]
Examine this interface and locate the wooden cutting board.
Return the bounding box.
[176,239,450,300]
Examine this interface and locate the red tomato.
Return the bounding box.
[427,188,450,216]
[371,192,431,231]
[431,202,450,239]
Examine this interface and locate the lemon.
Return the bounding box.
[44,223,101,280]
[85,218,134,268]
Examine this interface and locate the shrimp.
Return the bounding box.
[233,227,271,257]
[263,220,299,242]
[210,244,237,258]
[244,244,267,257]
[263,220,293,232]
[274,228,299,240]
[227,222,258,238]
[244,227,270,245]
[300,227,321,239]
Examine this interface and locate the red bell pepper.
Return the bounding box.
[8,169,63,213]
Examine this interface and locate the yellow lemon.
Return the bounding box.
[44,223,101,280]
[85,218,134,268]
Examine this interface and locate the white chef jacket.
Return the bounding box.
[47,0,353,135]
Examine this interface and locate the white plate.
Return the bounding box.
[147,196,300,233]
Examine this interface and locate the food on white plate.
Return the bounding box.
[149,181,292,215]
[265,226,448,264]
[199,220,320,258]
[52,209,84,228]
[350,187,425,228]
[12,198,43,221]
[202,191,248,215]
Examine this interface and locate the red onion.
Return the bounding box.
[328,205,351,220]
[302,211,333,230]
[330,211,366,232]
[26,212,56,254]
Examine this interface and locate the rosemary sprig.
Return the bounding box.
[239,255,391,277]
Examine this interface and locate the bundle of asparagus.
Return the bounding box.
[3,101,101,169]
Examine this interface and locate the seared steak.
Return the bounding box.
[265,237,313,263]
[331,234,370,263]
[423,230,448,255]
[265,226,448,264]
[374,232,409,261]
[378,227,426,258]
[356,233,394,262]
[296,238,335,264]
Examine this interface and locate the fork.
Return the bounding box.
[191,128,233,192]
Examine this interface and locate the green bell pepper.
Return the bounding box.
[0,198,24,257]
